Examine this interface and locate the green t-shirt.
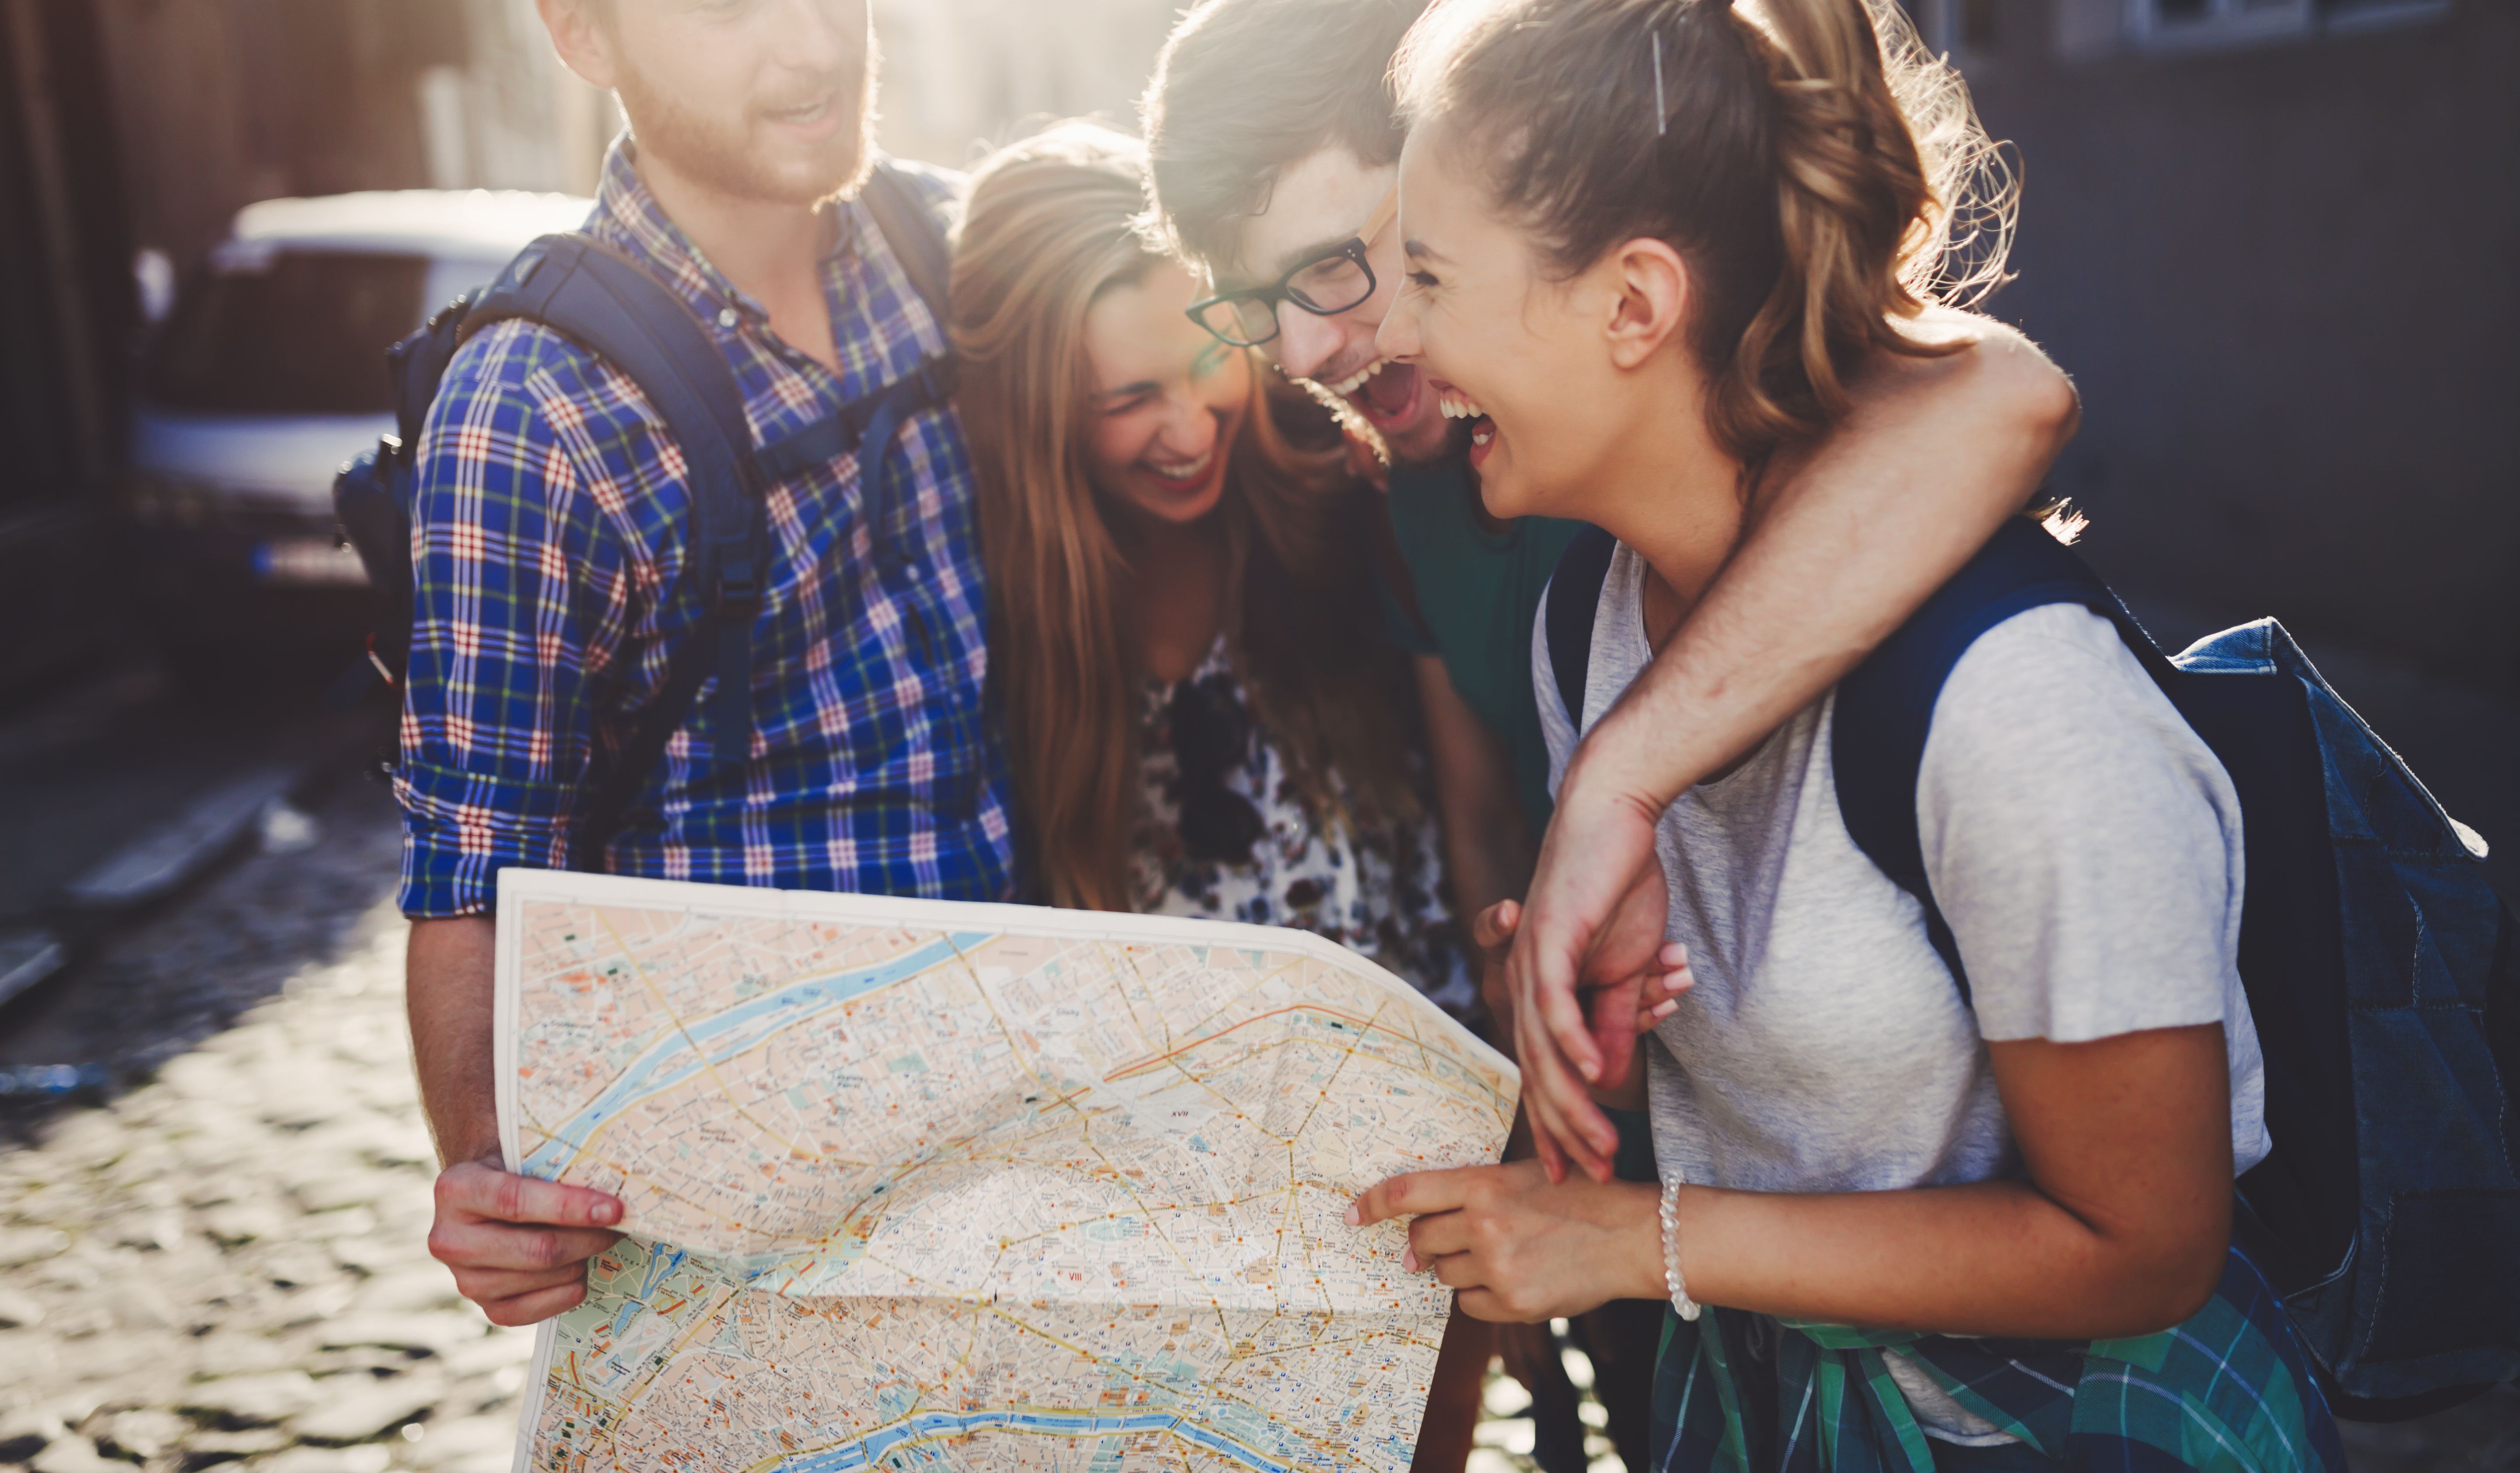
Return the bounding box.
[1379,458,1584,830]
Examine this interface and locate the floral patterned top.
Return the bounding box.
[1132,637,1476,1020]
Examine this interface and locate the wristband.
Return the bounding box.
[1658,1176,1701,1322]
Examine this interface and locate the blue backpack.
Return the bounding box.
[331,159,956,863]
[1544,517,2520,1419]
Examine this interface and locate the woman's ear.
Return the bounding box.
[538,0,620,91]
[1602,238,1690,371]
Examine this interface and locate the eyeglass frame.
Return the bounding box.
[1183,185,1400,349]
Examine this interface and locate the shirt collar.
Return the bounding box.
[588,136,860,331]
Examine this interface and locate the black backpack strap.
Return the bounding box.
[1544,525,1619,731]
[429,167,960,869]
[328,292,488,714]
[748,357,960,481]
[858,157,956,327]
[462,232,768,864]
[842,159,962,567]
[1831,517,2163,1001]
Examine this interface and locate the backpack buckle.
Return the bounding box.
[713,563,763,619]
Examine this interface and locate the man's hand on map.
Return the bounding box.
[1475,895,1687,1182]
[427,1155,625,1327]
[1348,1159,1662,1324]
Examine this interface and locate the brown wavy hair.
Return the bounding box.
[1143,0,1431,268]
[953,124,1414,912]
[1393,0,2017,467]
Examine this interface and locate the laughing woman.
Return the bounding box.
[1349,0,2343,1470]
[952,122,1472,1015]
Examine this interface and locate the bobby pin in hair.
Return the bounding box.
[1652,29,1668,136]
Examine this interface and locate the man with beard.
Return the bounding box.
[1143,1,2080,1466]
[398,0,1011,1327]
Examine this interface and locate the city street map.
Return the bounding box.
[492,870,1519,1473]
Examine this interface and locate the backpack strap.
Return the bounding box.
[748,357,960,481]
[1544,525,1620,731]
[1831,517,2166,1001]
[858,157,956,327]
[461,231,769,864]
[819,157,960,571]
[427,166,962,869]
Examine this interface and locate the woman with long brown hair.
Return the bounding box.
[1346,0,2344,1468]
[952,122,1471,1015]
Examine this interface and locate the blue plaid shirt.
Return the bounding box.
[396,142,1014,917]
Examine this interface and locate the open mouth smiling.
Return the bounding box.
[762,90,844,135]
[1432,381,1497,463]
[1140,445,1218,491]
[1325,357,1388,397]
[1319,357,1424,427]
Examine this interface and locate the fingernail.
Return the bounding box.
[1650,999,1679,1020]
[1344,1203,1361,1227]
[1402,1249,1419,1272]
[594,1200,621,1225]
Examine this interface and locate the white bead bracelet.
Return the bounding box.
[1659,1176,1702,1321]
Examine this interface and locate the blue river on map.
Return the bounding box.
[766,1408,1298,1473]
[522,931,998,1179]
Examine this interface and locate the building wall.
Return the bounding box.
[874,0,1177,168]
[0,0,132,685]
[93,0,603,272]
[1960,1,2520,680]
[412,0,618,197]
[89,0,1177,268]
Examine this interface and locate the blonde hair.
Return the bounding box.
[1394,0,2018,465]
[952,123,1411,911]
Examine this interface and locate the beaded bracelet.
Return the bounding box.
[1658,1176,1702,1322]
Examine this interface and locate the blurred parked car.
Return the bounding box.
[122,189,590,678]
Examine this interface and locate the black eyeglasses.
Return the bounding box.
[1167,674,1266,864]
[1185,186,1400,349]
[1186,242,1379,349]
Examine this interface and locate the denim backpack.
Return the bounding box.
[330,158,956,862]
[1544,517,2520,1419]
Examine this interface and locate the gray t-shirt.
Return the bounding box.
[1535,542,2269,1443]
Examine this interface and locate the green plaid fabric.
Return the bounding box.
[1649,1246,2344,1471]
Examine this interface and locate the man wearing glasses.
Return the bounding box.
[1143,2,2081,1470]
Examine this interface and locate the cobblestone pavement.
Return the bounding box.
[1,780,534,1473]
[2,781,2515,1473]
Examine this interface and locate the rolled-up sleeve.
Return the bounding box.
[395,324,633,917]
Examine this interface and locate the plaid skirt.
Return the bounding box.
[1647,1245,2345,1472]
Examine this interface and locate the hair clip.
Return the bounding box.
[1652,30,1668,137]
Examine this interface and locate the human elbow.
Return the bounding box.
[2137,1236,2226,1333]
[2088,1225,2228,1338]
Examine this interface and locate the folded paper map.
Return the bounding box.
[493,870,1519,1473]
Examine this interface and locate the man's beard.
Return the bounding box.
[613,49,878,208]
